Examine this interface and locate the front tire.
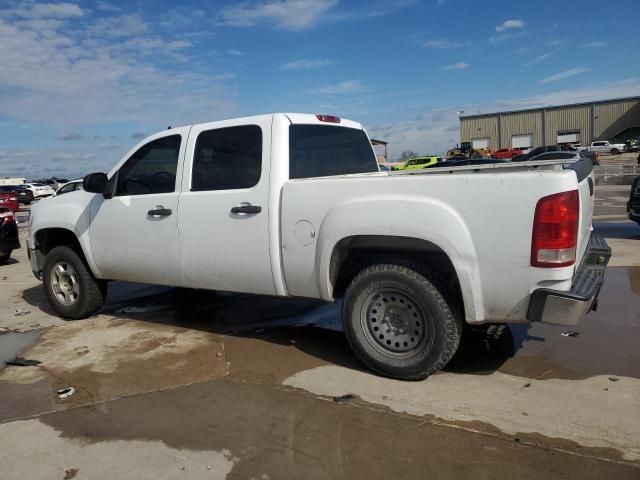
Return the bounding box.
[611,148,620,155]
[43,246,106,319]
[342,263,462,380]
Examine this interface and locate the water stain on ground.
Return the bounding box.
[37,377,640,480]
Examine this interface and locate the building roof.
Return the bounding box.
[460,95,640,120]
[370,139,388,145]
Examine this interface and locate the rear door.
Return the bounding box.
[178,116,276,295]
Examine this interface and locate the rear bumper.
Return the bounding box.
[527,234,611,326]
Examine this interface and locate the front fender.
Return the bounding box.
[315,195,485,322]
[29,192,102,278]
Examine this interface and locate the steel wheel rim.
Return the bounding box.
[360,289,429,359]
[50,261,80,306]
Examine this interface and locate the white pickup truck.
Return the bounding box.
[577,141,626,155]
[28,113,611,379]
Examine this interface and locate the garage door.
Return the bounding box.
[512,134,532,149]
[472,138,489,149]
[557,130,580,144]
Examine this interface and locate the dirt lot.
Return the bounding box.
[1,175,639,479]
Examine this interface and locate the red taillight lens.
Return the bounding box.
[531,190,579,268]
[0,212,15,224]
[316,114,340,123]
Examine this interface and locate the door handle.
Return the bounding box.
[148,207,172,217]
[230,204,261,215]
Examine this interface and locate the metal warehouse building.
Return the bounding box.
[460,96,640,150]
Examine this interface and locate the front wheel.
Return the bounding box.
[342,263,462,380]
[43,246,106,319]
[611,148,620,155]
[0,252,10,265]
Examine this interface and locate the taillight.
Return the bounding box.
[0,212,15,224]
[316,114,340,123]
[531,190,579,268]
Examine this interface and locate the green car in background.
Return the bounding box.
[393,156,442,170]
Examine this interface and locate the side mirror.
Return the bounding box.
[83,173,109,195]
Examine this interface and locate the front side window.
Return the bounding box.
[289,125,378,179]
[116,135,181,196]
[191,125,262,191]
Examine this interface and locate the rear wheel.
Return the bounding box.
[0,252,10,265]
[342,263,462,380]
[43,246,106,319]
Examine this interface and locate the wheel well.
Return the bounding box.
[330,235,463,304]
[35,228,84,258]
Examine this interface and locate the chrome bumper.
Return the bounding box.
[527,235,611,326]
[27,240,44,280]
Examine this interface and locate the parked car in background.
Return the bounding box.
[530,150,599,166]
[512,145,599,165]
[625,139,639,152]
[577,141,626,155]
[0,185,33,205]
[378,164,391,172]
[0,189,19,212]
[428,158,509,168]
[492,148,524,159]
[0,206,20,264]
[393,155,442,170]
[25,183,56,198]
[628,175,640,226]
[55,179,84,196]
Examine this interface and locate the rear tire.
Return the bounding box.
[342,263,462,380]
[43,246,106,320]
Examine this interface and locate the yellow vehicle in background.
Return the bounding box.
[392,155,442,170]
[446,142,491,160]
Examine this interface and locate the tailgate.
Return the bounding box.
[569,158,595,266]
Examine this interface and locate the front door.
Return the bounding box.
[178,116,276,295]
[89,130,188,286]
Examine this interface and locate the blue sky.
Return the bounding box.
[0,0,639,178]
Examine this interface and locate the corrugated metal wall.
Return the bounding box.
[544,105,592,145]
[500,111,543,148]
[460,98,640,149]
[460,116,498,148]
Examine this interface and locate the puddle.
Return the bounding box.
[0,331,40,366]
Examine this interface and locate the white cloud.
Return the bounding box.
[95,1,121,13]
[523,48,563,67]
[423,39,461,49]
[221,0,338,30]
[313,80,369,95]
[495,19,524,32]
[89,14,149,38]
[280,58,334,70]
[0,11,237,128]
[11,2,84,19]
[227,49,245,56]
[539,66,590,84]
[443,62,469,70]
[580,41,606,48]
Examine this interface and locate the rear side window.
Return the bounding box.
[191,125,262,191]
[289,125,378,179]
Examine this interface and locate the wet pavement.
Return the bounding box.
[1,189,640,478]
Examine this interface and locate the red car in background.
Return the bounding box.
[0,188,20,212]
[492,148,524,159]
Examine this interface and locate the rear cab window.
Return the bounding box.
[289,125,378,179]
